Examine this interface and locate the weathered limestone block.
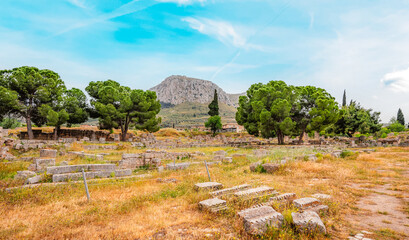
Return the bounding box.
[35,158,56,171]
[14,170,36,180]
[40,149,57,158]
[262,163,280,174]
[26,175,43,184]
[270,193,297,205]
[292,211,326,234]
[238,206,284,235]
[308,205,329,214]
[166,162,190,170]
[234,186,277,200]
[293,197,320,210]
[198,198,227,213]
[232,153,246,158]
[194,182,223,191]
[331,151,341,158]
[99,137,106,143]
[222,157,233,163]
[210,184,251,197]
[46,164,115,175]
[53,172,94,182]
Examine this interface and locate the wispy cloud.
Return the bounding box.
[56,0,157,36]
[381,66,409,93]
[183,17,248,48]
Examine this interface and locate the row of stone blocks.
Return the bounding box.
[47,164,116,175]
[197,182,328,236]
[52,169,132,182]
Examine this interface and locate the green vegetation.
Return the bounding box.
[205,115,222,136]
[205,89,222,136]
[397,108,405,126]
[236,81,339,144]
[0,66,66,139]
[333,101,382,137]
[0,117,22,129]
[86,80,161,141]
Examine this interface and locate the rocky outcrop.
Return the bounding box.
[150,75,244,107]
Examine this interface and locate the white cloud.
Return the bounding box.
[183,17,247,48]
[381,66,409,93]
[157,0,206,5]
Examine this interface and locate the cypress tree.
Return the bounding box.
[397,108,405,125]
[208,89,219,116]
[342,89,347,107]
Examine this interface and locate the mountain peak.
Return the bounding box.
[150,75,242,107]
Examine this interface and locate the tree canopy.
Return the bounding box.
[397,108,405,126]
[86,80,161,141]
[236,81,339,144]
[0,66,66,139]
[208,89,219,116]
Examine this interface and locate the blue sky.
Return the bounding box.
[1,0,409,122]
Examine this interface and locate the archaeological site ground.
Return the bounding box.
[1,127,408,240]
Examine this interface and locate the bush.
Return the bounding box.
[388,122,405,132]
[0,117,22,129]
[340,150,354,158]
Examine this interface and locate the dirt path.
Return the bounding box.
[347,151,409,239]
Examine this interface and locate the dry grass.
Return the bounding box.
[0,145,408,239]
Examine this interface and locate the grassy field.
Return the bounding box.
[0,144,408,239]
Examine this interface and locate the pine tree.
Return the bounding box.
[397,108,405,126]
[342,89,347,107]
[208,89,219,116]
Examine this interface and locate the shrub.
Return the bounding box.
[388,122,405,132]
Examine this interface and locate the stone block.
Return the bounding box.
[210,184,251,197]
[238,206,284,235]
[198,198,227,213]
[214,150,226,156]
[52,172,94,182]
[14,170,36,180]
[88,164,116,172]
[293,197,320,210]
[40,149,57,158]
[270,193,297,203]
[194,182,223,191]
[262,163,280,174]
[99,137,106,143]
[234,186,277,200]
[166,162,190,170]
[222,157,233,163]
[292,211,326,234]
[309,205,329,214]
[35,158,56,171]
[26,175,43,184]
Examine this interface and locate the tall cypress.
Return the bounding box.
[342,89,347,107]
[208,89,219,116]
[397,108,405,125]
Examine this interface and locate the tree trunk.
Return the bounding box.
[54,126,60,140]
[121,118,129,142]
[298,127,306,144]
[26,115,34,140]
[277,131,284,145]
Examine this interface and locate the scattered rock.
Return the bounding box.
[292,210,326,234]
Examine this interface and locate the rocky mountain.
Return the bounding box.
[150,75,244,107]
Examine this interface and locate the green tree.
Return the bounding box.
[208,89,219,116]
[293,86,339,143]
[397,108,405,126]
[205,115,222,136]
[0,66,66,139]
[39,88,88,139]
[342,89,347,107]
[0,86,19,121]
[86,80,161,141]
[334,101,382,137]
[236,81,297,144]
[64,88,89,127]
[0,117,22,129]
